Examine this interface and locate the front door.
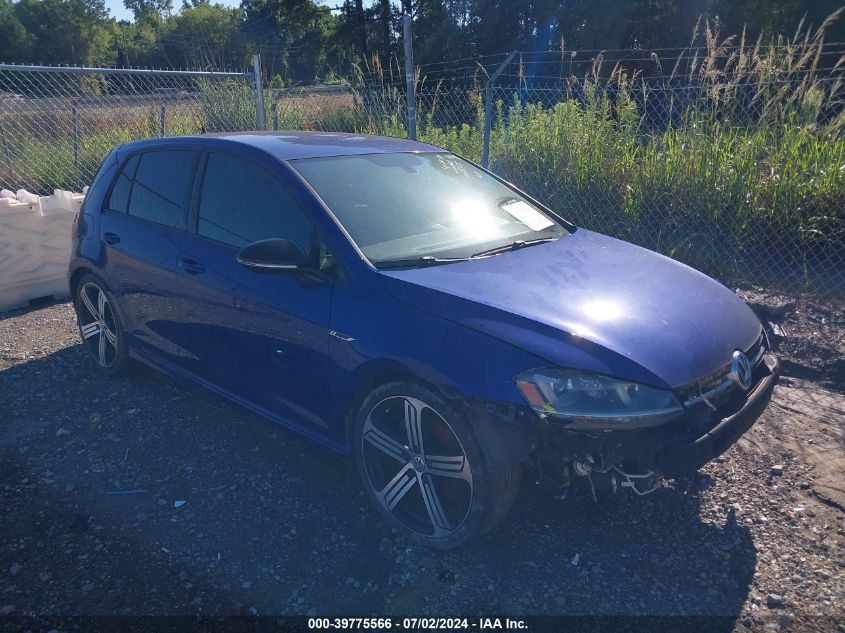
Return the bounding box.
[175,151,335,433]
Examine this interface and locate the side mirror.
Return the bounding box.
[236,238,308,271]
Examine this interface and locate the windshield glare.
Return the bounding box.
[290,152,569,265]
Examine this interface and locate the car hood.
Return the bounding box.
[378,229,762,389]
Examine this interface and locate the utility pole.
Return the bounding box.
[403,12,416,140]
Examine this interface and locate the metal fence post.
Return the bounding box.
[71,99,80,186]
[272,102,279,131]
[403,13,417,140]
[159,103,166,136]
[252,54,267,131]
[0,120,12,177]
[482,52,516,169]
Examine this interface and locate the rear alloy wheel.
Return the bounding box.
[74,275,129,375]
[353,382,521,548]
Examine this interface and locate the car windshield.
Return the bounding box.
[289,152,570,266]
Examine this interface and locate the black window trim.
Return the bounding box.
[102,152,137,216]
[101,148,199,233]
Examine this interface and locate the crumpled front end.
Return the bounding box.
[534,336,780,497]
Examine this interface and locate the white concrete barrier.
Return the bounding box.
[0,189,85,312]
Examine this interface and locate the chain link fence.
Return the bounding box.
[0,64,257,193]
[1,59,842,302]
[482,75,845,301]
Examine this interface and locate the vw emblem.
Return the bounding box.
[412,455,425,472]
[728,350,753,390]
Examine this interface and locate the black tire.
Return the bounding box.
[73,273,130,376]
[352,381,522,549]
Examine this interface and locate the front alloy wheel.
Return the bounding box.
[363,395,473,537]
[354,382,521,548]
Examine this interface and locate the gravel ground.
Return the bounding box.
[0,297,843,631]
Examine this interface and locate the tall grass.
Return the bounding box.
[483,14,845,285]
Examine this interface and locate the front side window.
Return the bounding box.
[289,152,569,265]
[197,153,313,258]
[126,150,198,230]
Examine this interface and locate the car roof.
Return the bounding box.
[116,131,446,161]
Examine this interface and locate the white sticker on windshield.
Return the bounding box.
[501,200,554,231]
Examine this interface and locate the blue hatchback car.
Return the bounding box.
[69,132,779,548]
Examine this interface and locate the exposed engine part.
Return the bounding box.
[559,462,571,489]
[529,450,572,501]
[585,472,598,504]
[572,454,595,476]
[571,458,662,497]
[610,465,661,496]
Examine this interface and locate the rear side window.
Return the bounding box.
[197,153,312,256]
[127,151,198,230]
[106,154,139,213]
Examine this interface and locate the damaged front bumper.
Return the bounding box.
[536,353,780,494]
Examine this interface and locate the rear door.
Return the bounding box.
[100,149,199,361]
[175,151,336,432]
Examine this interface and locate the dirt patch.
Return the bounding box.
[737,287,845,391]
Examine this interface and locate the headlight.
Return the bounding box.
[514,368,684,429]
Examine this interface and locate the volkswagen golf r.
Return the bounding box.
[69,132,779,548]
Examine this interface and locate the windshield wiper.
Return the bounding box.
[374,237,561,269]
[373,255,473,269]
[469,236,561,259]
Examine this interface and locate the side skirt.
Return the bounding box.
[128,348,350,456]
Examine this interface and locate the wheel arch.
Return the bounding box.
[342,360,460,451]
[68,266,93,299]
[342,357,538,472]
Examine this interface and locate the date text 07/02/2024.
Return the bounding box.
[307,618,528,630]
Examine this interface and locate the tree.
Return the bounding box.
[242,0,338,80]
[163,3,250,68]
[124,0,174,23]
[0,0,840,80]
[354,0,369,59]
[378,0,393,54]
[14,0,116,66]
[0,0,35,63]
[414,0,472,62]
[709,0,845,44]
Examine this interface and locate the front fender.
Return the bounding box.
[327,271,548,455]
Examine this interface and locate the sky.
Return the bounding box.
[104,1,364,23]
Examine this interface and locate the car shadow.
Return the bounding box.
[0,345,756,625]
